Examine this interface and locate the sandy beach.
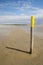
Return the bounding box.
[0,27,43,65]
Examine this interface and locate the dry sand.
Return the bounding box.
[0,28,43,65]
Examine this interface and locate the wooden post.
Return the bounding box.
[30,16,34,54]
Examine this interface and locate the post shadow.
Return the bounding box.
[6,46,31,54]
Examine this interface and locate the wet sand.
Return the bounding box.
[0,28,43,65]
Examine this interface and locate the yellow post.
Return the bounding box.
[31,16,34,28]
[30,16,34,54]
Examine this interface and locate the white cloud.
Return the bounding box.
[0,7,43,23]
[33,9,43,18]
[0,0,31,10]
[0,14,29,23]
[0,0,43,23]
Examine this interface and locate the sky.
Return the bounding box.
[0,0,43,24]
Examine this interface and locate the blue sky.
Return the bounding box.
[0,0,43,24]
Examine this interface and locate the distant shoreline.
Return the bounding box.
[0,24,43,27]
